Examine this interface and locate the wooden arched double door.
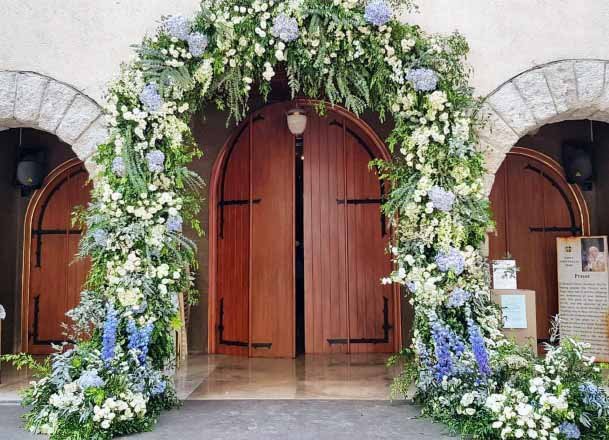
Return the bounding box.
[22,159,91,354]
[489,147,589,350]
[211,102,399,358]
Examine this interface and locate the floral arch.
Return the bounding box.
[9,1,609,439]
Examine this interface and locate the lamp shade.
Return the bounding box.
[287,108,307,136]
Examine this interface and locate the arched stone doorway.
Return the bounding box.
[207,101,401,358]
[477,59,609,193]
[488,147,590,351]
[0,71,105,353]
[480,60,609,353]
[21,158,91,354]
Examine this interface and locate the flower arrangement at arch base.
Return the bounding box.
[4,0,609,439]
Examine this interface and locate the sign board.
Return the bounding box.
[492,260,518,290]
[491,289,537,350]
[501,294,527,329]
[557,236,609,362]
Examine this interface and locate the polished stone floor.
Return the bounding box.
[183,353,400,400]
[1,353,401,401]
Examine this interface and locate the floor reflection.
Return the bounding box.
[183,353,398,400]
[0,353,399,401]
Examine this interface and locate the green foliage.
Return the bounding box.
[0,353,50,376]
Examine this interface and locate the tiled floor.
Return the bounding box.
[184,353,400,400]
[1,353,401,401]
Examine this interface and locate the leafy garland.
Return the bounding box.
[8,1,609,439]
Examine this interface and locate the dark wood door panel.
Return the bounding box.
[250,103,295,358]
[345,123,393,353]
[303,112,348,354]
[27,163,90,355]
[216,125,250,356]
[304,112,394,353]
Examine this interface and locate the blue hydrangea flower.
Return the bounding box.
[364,0,393,26]
[151,379,167,396]
[406,280,417,293]
[187,32,208,56]
[579,381,609,411]
[139,83,163,113]
[77,370,105,389]
[428,186,456,212]
[406,68,439,92]
[435,248,465,275]
[92,229,108,247]
[146,150,165,173]
[271,13,299,42]
[447,287,471,308]
[163,15,190,40]
[166,214,183,233]
[111,156,126,177]
[128,320,154,365]
[101,304,118,364]
[467,319,491,377]
[559,422,581,439]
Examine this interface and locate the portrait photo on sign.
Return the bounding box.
[581,237,607,272]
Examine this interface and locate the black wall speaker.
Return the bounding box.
[562,142,593,188]
[15,146,47,195]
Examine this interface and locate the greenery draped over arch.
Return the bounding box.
[8,1,609,439]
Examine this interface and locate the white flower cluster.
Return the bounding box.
[49,382,84,411]
[485,385,561,440]
[92,391,148,429]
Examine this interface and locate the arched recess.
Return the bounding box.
[21,158,92,354]
[488,147,589,351]
[208,100,401,356]
[477,59,609,194]
[0,71,107,177]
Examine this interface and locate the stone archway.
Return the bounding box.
[0,70,107,176]
[477,59,609,193]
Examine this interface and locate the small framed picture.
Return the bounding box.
[492,260,518,290]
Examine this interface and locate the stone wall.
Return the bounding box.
[0,71,106,175]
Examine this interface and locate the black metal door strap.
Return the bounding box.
[529,226,582,233]
[218,199,261,239]
[217,298,272,349]
[327,297,392,345]
[30,295,74,345]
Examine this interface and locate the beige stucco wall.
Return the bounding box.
[1,0,608,102]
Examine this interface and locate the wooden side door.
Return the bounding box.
[304,112,394,353]
[489,149,585,350]
[216,124,250,356]
[27,161,91,354]
[344,121,394,353]
[250,103,295,358]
